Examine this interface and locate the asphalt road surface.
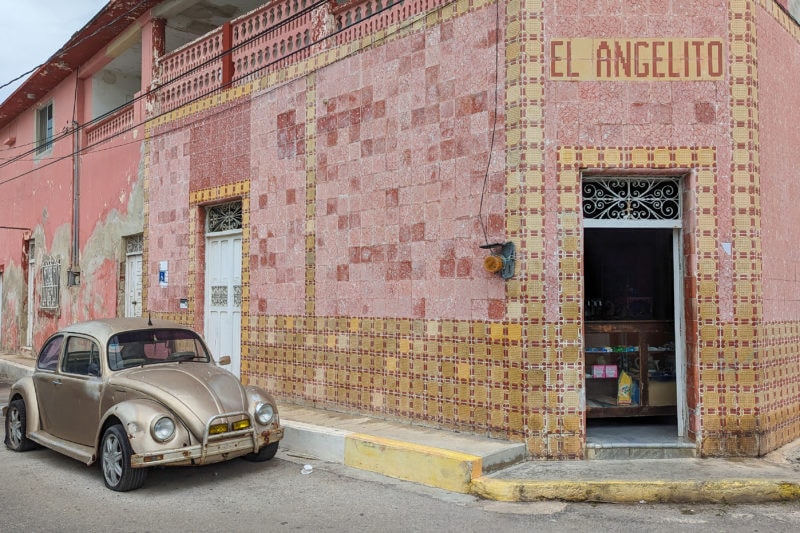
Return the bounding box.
[2,380,800,532]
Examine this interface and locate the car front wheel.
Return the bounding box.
[101,424,147,491]
[5,398,37,451]
[243,441,279,462]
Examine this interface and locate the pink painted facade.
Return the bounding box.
[3,0,800,459]
[0,1,151,348]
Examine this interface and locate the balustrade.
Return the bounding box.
[155,0,449,113]
[85,105,135,146]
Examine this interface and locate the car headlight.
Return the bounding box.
[254,402,274,425]
[152,416,176,442]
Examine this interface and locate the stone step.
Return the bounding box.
[586,442,697,460]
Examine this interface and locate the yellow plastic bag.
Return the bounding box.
[617,371,632,405]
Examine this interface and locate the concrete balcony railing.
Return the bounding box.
[154,0,448,113]
[332,0,441,44]
[84,103,136,147]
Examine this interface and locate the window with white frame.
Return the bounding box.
[35,102,54,155]
[40,256,60,309]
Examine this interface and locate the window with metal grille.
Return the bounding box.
[126,233,143,254]
[582,177,681,221]
[207,201,243,232]
[40,256,60,309]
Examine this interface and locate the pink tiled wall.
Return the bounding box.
[758,8,800,322]
[754,4,800,452]
[314,8,506,321]
[249,80,308,316]
[543,1,731,150]
[141,0,800,458]
[146,130,193,312]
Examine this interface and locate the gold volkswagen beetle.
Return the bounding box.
[3,317,284,491]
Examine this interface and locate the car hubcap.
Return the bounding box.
[8,408,22,447]
[103,433,123,486]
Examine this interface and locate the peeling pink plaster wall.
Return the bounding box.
[1,68,144,349]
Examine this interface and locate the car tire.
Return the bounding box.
[101,424,147,491]
[243,441,279,462]
[5,398,38,452]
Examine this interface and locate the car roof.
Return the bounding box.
[57,317,196,343]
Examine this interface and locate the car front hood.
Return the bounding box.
[109,364,248,439]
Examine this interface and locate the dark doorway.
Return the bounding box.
[584,228,674,321]
[583,228,678,435]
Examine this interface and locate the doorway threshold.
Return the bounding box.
[586,419,696,459]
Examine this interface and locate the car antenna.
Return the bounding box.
[148,312,153,326]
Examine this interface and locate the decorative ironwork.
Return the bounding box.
[211,285,228,306]
[126,233,143,255]
[207,201,243,232]
[582,177,681,220]
[40,256,60,310]
[233,285,242,307]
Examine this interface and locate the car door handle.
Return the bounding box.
[51,379,62,385]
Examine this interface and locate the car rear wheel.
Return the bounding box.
[5,399,37,451]
[101,424,147,491]
[243,441,279,462]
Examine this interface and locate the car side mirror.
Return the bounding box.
[218,356,231,366]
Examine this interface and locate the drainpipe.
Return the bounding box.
[68,119,81,286]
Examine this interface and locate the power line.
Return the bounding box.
[1,0,488,196]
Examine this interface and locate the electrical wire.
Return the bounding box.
[0,0,477,193]
[0,0,406,174]
[476,0,501,246]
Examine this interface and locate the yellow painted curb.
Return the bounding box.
[344,433,483,493]
[471,477,800,503]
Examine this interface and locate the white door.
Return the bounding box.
[125,253,143,317]
[204,232,242,378]
[26,242,35,348]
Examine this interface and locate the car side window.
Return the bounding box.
[62,336,101,376]
[37,335,64,371]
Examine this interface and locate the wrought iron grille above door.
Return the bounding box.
[582,177,681,221]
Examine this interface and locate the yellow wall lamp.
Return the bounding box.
[480,241,516,279]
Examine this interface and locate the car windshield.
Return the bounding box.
[107,328,211,370]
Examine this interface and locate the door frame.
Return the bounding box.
[583,221,687,437]
[671,229,688,437]
[0,272,3,346]
[124,252,143,317]
[26,241,35,348]
[203,229,243,378]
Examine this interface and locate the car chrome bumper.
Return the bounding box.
[130,426,284,468]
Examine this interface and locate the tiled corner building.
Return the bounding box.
[143,0,800,458]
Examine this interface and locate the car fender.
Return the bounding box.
[98,399,191,455]
[7,377,41,436]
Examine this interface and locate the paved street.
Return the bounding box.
[2,436,800,533]
[1,375,799,533]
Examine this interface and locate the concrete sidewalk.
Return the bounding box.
[2,351,800,503]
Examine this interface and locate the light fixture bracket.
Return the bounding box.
[480,241,515,279]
